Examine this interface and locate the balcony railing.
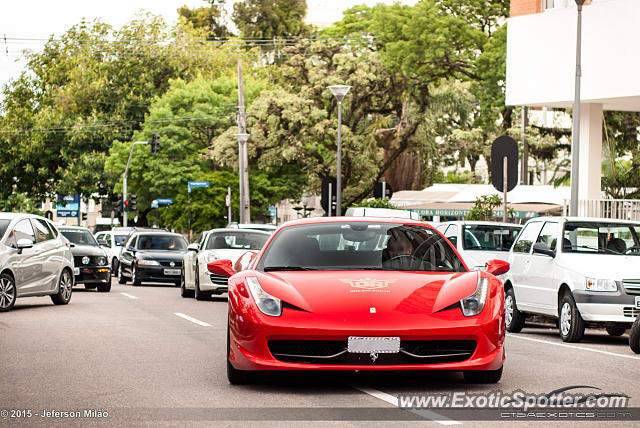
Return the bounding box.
[563,199,640,220]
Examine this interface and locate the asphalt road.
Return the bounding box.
[1,278,639,427]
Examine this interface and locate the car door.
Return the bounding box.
[527,221,560,315]
[509,221,544,311]
[31,218,61,292]
[6,219,41,294]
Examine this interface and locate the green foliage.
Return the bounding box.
[178,1,232,39]
[350,198,396,209]
[232,0,310,39]
[443,170,481,184]
[0,193,44,215]
[466,194,514,221]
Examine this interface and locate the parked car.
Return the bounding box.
[59,226,111,292]
[208,217,509,384]
[118,231,188,286]
[436,221,522,270]
[0,213,74,312]
[504,217,640,342]
[181,228,271,300]
[94,229,132,276]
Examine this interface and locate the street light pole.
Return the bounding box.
[570,0,586,217]
[235,133,251,223]
[328,85,351,216]
[123,141,148,227]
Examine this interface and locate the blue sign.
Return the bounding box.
[151,200,159,209]
[268,206,277,219]
[56,194,80,218]
[157,198,173,205]
[188,181,210,192]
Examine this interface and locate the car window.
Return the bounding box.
[536,222,559,251]
[128,236,137,249]
[436,224,449,234]
[462,225,521,251]
[513,222,543,254]
[563,221,640,255]
[114,234,127,246]
[11,219,36,245]
[32,218,55,242]
[103,233,111,243]
[205,232,269,250]
[45,221,58,238]
[0,219,10,240]
[137,235,188,251]
[60,229,98,246]
[444,225,458,247]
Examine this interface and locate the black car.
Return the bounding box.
[118,231,188,286]
[58,226,111,292]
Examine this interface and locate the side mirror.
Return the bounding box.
[533,242,555,257]
[207,259,236,278]
[485,259,510,276]
[97,239,109,247]
[187,243,199,252]
[16,238,34,252]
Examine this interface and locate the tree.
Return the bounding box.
[466,194,514,221]
[178,1,232,39]
[232,0,310,40]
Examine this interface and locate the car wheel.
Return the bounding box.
[51,269,73,305]
[227,323,257,385]
[504,288,525,333]
[463,366,503,384]
[180,268,194,298]
[111,258,119,277]
[118,265,128,284]
[559,292,585,343]
[97,282,111,293]
[194,264,208,301]
[630,316,640,354]
[606,325,626,337]
[132,266,141,286]
[0,273,17,312]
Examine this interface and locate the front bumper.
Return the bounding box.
[74,267,110,284]
[137,266,181,283]
[198,269,228,293]
[573,290,638,323]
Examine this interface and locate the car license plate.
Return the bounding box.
[163,268,181,276]
[347,336,400,354]
[73,267,79,275]
[635,296,640,309]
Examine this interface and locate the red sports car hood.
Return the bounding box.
[253,270,479,316]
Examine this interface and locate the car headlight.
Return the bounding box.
[82,256,90,265]
[460,276,488,317]
[246,276,282,317]
[205,253,219,263]
[97,256,107,266]
[585,278,617,292]
[138,259,161,266]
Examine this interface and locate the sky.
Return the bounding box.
[0,0,418,91]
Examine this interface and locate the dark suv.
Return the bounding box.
[59,226,111,292]
[118,231,188,286]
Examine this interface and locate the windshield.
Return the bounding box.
[114,234,128,246]
[462,225,521,251]
[206,231,269,250]
[137,235,188,251]
[0,220,9,240]
[258,222,466,272]
[563,222,640,255]
[60,229,98,246]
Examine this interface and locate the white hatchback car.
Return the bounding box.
[504,217,640,342]
[94,229,132,276]
[436,221,522,270]
[181,228,271,300]
[0,213,74,311]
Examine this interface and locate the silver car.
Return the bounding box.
[0,213,75,312]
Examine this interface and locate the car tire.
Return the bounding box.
[630,316,640,354]
[606,325,626,337]
[504,287,525,333]
[559,292,585,343]
[118,265,128,284]
[463,366,503,384]
[194,264,208,301]
[0,273,17,312]
[227,324,257,385]
[111,258,119,277]
[97,282,111,293]
[132,267,141,286]
[50,269,73,306]
[180,268,194,298]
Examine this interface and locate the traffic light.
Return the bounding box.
[373,182,393,199]
[150,132,160,154]
[129,194,137,211]
[321,177,338,215]
[114,194,123,215]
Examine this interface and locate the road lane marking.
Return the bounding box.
[507,334,640,361]
[347,382,461,425]
[120,292,138,299]
[174,312,212,327]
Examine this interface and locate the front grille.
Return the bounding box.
[209,274,228,286]
[623,307,640,318]
[622,280,640,295]
[73,256,106,266]
[267,340,476,365]
[159,260,182,268]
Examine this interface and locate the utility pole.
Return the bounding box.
[237,59,251,224]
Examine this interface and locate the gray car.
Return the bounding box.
[0,213,75,312]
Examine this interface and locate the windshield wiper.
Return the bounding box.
[263,266,317,271]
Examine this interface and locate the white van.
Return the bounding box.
[344,207,422,220]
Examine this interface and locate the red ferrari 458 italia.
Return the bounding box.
[208,217,508,385]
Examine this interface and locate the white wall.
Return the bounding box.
[506,0,640,110]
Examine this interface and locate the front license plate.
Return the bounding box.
[635,296,640,309]
[348,336,400,354]
[73,267,79,275]
[164,269,181,276]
